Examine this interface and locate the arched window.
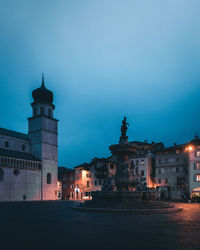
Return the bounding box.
[13,169,19,176]
[47,173,51,184]
[0,168,4,182]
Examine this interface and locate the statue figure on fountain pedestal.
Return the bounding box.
[120,116,129,143]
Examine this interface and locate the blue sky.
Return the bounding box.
[0,0,200,167]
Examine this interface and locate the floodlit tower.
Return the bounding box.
[28,74,58,200]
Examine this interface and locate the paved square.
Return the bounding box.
[0,201,199,250]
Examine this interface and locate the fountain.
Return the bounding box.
[73,118,182,213]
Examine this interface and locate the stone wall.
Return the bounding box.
[0,167,41,201]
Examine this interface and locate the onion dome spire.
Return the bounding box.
[32,74,53,105]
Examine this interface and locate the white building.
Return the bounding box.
[155,137,200,200]
[0,75,58,201]
[187,139,200,199]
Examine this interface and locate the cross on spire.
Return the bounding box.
[42,72,45,86]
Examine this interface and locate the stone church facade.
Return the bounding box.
[0,76,58,201]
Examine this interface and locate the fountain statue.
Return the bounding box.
[73,118,182,213]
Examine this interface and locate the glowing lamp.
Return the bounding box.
[186,146,193,152]
[188,146,193,151]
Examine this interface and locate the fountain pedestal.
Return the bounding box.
[72,117,182,213]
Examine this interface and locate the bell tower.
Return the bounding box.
[28,74,58,200]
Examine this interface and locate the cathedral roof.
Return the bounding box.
[32,74,53,105]
[0,128,29,140]
[0,148,41,161]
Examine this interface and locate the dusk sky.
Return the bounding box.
[0,0,200,168]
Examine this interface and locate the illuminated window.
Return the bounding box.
[196,151,200,157]
[196,163,200,170]
[47,173,51,184]
[0,168,4,182]
[141,160,145,165]
[195,174,200,182]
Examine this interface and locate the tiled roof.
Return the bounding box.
[0,148,41,161]
[155,143,187,153]
[155,138,200,154]
[90,157,116,164]
[0,128,29,140]
[129,141,150,145]
[74,163,90,169]
[129,141,164,147]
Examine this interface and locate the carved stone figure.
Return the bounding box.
[121,117,129,138]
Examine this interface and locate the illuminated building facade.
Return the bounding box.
[155,144,188,200]
[59,137,200,201]
[155,136,200,200]
[60,140,164,200]
[74,158,117,200]
[59,158,117,201]
[0,76,58,201]
[59,168,75,200]
[187,138,200,200]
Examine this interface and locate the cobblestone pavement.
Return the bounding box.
[0,201,199,250]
